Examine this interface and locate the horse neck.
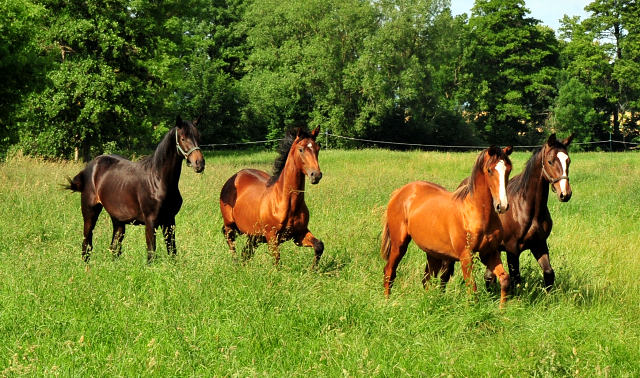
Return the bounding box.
[464,171,498,228]
[521,151,551,214]
[152,130,183,190]
[271,151,306,211]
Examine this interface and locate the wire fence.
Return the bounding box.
[200,132,640,151]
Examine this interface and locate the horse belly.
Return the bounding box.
[96,173,144,223]
[407,198,460,259]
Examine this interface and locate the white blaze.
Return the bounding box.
[307,143,313,148]
[495,160,508,209]
[557,152,569,193]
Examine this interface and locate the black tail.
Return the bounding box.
[63,172,85,192]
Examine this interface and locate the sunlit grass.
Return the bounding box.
[0,149,638,376]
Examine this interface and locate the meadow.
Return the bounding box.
[0,148,638,377]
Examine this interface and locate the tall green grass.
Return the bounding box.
[0,149,638,376]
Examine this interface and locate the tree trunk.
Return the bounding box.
[82,136,92,163]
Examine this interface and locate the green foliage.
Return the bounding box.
[0,0,47,151]
[549,78,604,148]
[241,0,477,147]
[458,0,559,145]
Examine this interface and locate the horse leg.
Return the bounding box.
[422,254,443,290]
[241,235,258,262]
[222,226,238,260]
[109,218,126,257]
[459,248,477,294]
[144,219,158,263]
[266,236,281,266]
[440,261,455,288]
[294,230,324,269]
[81,204,103,262]
[383,237,410,298]
[482,251,510,306]
[162,220,177,256]
[506,251,522,288]
[531,243,554,290]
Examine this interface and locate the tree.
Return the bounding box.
[17,0,186,160]
[0,0,46,152]
[458,0,560,145]
[557,0,640,147]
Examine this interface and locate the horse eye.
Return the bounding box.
[298,147,303,153]
[548,160,553,165]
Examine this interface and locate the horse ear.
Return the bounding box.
[311,125,320,140]
[488,145,499,156]
[503,145,514,156]
[193,114,203,126]
[562,133,574,147]
[176,116,183,128]
[297,127,305,138]
[547,133,557,147]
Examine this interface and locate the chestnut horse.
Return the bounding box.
[220,126,323,266]
[381,146,513,304]
[452,133,573,290]
[65,116,205,262]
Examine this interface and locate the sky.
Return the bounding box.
[450,0,592,32]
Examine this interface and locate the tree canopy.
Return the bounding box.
[2,0,640,159]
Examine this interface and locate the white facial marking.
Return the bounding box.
[495,160,508,209]
[557,152,569,193]
[307,143,313,148]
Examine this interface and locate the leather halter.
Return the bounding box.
[541,154,568,193]
[176,129,200,166]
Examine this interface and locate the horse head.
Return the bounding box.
[485,145,513,214]
[292,126,322,184]
[176,115,205,173]
[542,133,573,202]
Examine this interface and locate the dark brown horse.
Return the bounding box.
[381,146,513,304]
[450,134,573,290]
[220,126,323,266]
[65,116,205,262]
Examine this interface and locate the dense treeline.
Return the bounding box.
[1,0,639,159]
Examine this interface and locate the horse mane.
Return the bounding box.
[507,139,568,197]
[140,118,201,172]
[453,147,511,202]
[453,150,486,202]
[267,126,313,187]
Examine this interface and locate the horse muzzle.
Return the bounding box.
[495,201,509,214]
[188,153,205,173]
[553,179,571,202]
[308,170,322,185]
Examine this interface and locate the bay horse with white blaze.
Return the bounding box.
[451,133,573,290]
[220,126,323,266]
[65,116,204,262]
[381,146,513,304]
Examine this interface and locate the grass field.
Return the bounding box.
[0,148,639,377]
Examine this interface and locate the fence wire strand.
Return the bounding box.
[200,132,640,150]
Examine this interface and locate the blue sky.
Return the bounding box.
[450,0,592,32]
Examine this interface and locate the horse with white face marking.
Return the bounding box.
[381,146,513,305]
[451,134,573,290]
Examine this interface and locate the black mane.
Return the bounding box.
[267,127,313,187]
[140,118,201,172]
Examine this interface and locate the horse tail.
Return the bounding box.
[63,171,85,193]
[381,210,392,261]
